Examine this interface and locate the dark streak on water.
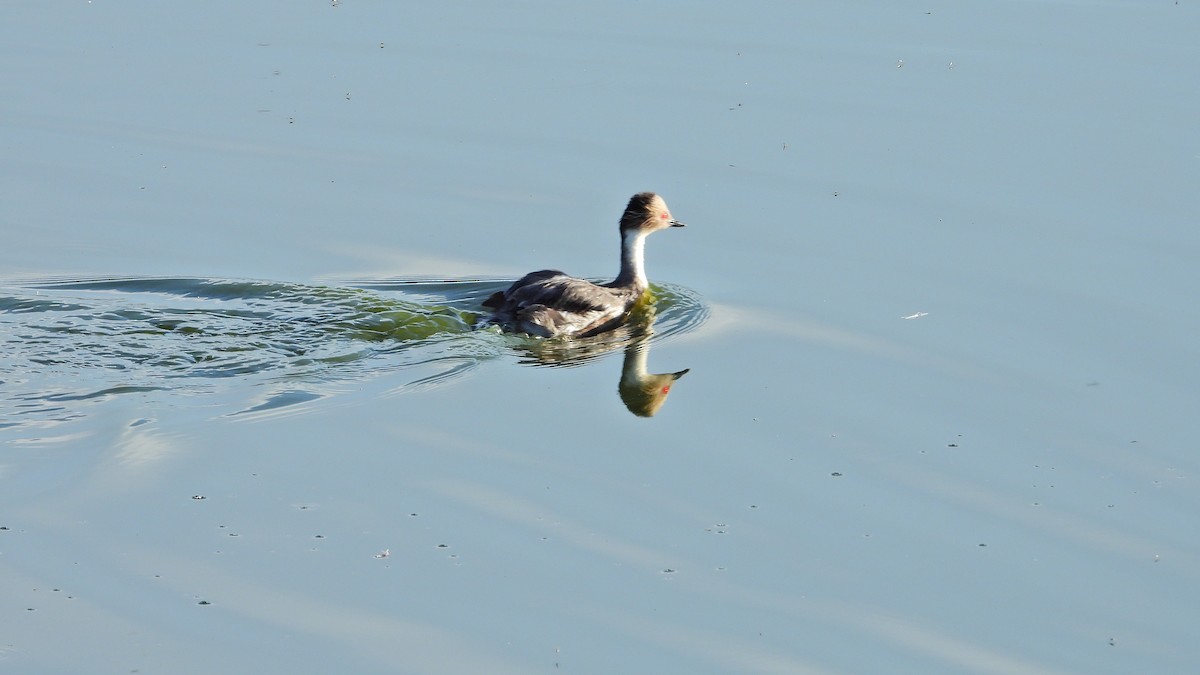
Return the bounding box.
[0,276,707,429]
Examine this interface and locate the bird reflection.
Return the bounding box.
[616,338,689,417]
[507,300,690,417]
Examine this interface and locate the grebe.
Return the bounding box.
[483,192,685,338]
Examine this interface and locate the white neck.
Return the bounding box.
[613,229,648,290]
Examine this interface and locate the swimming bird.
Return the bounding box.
[483,192,685,338]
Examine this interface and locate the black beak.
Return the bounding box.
[669,219,686,227]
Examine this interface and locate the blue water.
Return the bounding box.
[3,1,1199,674]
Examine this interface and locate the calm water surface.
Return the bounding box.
[2,1,1199,674]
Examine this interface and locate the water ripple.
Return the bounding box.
[0,276,707,429]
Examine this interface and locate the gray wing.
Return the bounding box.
[494,271,613,314]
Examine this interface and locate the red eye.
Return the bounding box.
[660,213,669,219]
